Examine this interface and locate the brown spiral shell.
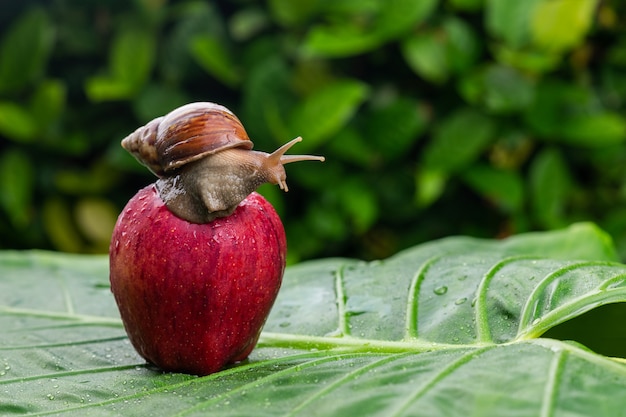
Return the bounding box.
[121,102,253,177]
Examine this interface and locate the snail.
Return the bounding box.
[121,102,325,223]
[111,101,321,375]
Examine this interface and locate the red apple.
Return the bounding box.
[109,185,286,375]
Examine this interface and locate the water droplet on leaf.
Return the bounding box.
[433,286,448,295]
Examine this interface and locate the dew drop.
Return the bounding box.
[433,286,448,295]
[455,297,467,305]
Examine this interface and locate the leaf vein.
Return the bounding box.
[405,256,441,340]
[0,335,128,351]
[518,261,621,331]
[388,346,495,416]
[285,352,416,417]
[0,305,123,327]
[171,352,374,417]
[334,264,350,336]
[539,349,566,417]
[475,255,538,342]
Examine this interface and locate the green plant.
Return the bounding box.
[2,223,626,415]
[1,1,626,262]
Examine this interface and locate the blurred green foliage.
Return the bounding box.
[1,0,626,263]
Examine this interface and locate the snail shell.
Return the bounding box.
[121,101,324,223]
[121,102,253,177]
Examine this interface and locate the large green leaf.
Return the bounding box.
[2,223,626,415]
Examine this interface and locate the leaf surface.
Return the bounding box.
[2,223,626,416]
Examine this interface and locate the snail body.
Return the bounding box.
[121,102,324,223]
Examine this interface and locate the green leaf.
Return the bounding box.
[559,113,626,147]
[529,148,572,229]
[365,98,428,159]
[242,57,292,142]
[335,177,379,233]
[402,30,449,84]
[0,7,54,94]
[84,75,137,102]
[288,79,369,151]
[481,65,535,113]
[492,44,562,73]
[74,198,118,250]
[110,26,155,88]
[29,79,66,131]
[403,18,480,84]
[486,0,597,68]
[421,108,496,172]
[376,0,438,39]
[303,24,381,58]
[189,35,241,87]
[462,164,524,212]
[268,0,319,26]
[159,1,222,83]
[530,0,598,52]
[84,25,155,101]
[2,223,626,415]
[327,127,377,167]
[0,101,38,142]
[444,17,480,74]
[42,198,83,252]
[524,80,625,146]
[303,0,437,57]
[485,0,541,47]
[415,168,448,207]
[459,64,535,113]
[0,149,35,227]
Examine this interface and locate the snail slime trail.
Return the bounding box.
[109,102,324,375]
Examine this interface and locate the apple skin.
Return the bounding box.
[109,185,286,375]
